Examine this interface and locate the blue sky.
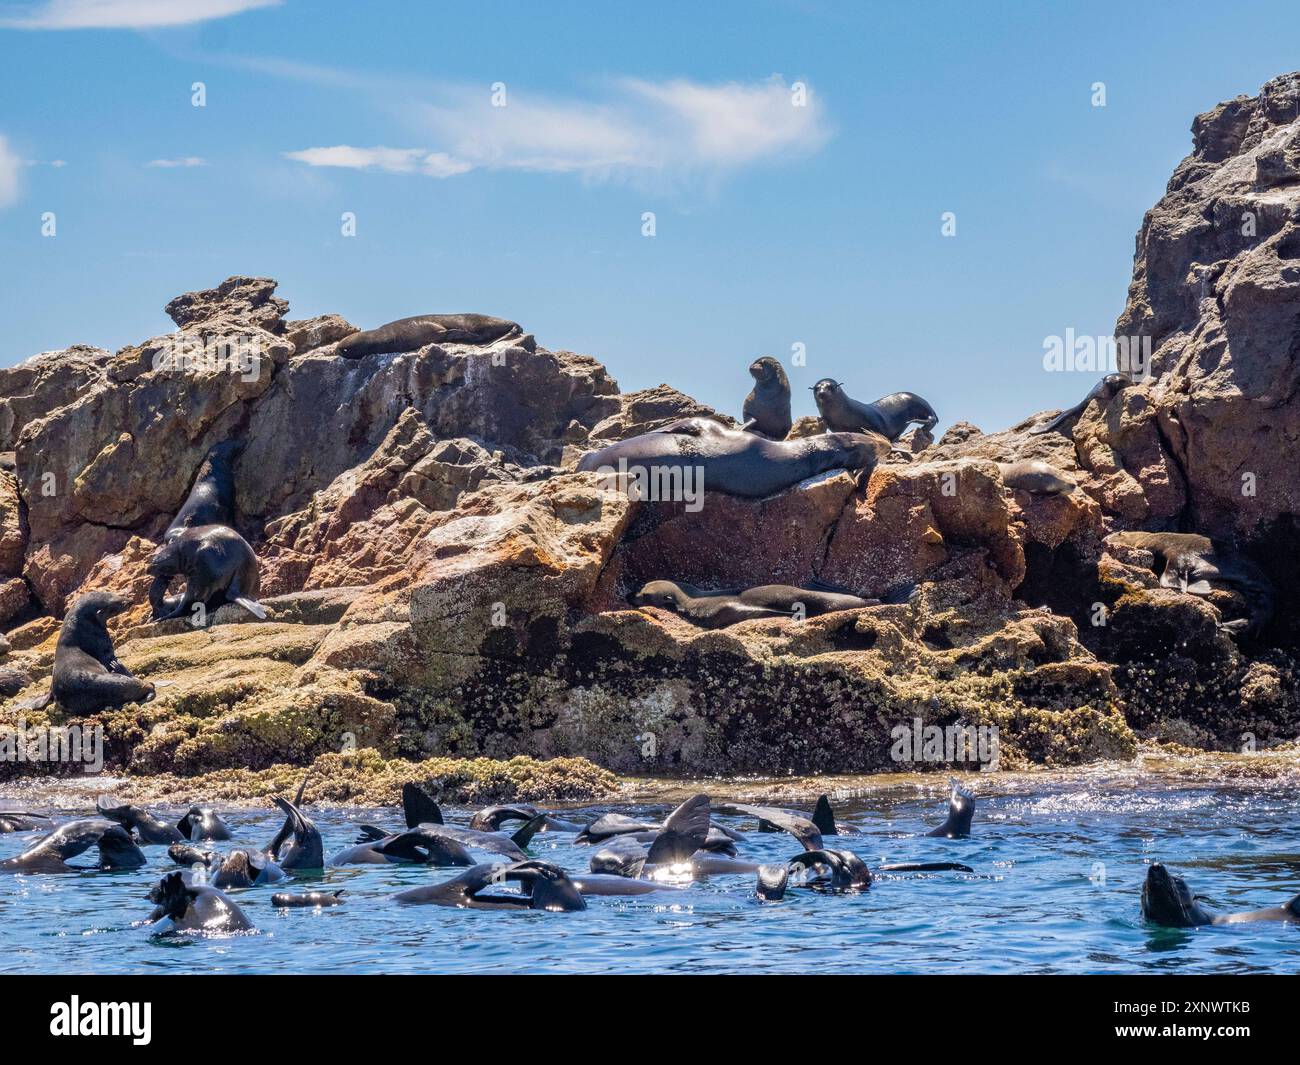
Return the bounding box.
[1,0,1298,433]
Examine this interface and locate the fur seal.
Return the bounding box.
[0,820,145,873]
[148,872,252,933]
[811,380,938,442]
[266,797,323,871]
[148,524,266,622]
[96,795,184,845]
[212,848,286,889]
[34,591,155,714]
[577,417,889,499]
[467,805,582,833]
[335,313,520,359]
[926,780,976,838]
[168,843,218,868]
[1142,863,1300,927]
[393,860,587,911]
[741,356,793,440]
[165,439,239,540]
[273,890,346,908]
[997,460,1075,495]
[330,827,474,867]
[0,810,51,833]
[714,803,824,849]
[1105,531,1274,636]
[177,805,231,841]
[1030,373,1130,435]
[632,579,878,629]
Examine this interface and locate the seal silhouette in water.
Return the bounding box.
[0,820,145,873]
[393,860,587,911]
[632,579,878,629]
[29,591,155,714]
[148,872,252,933]
[335,313,520,359]
[148,525,266,622]
[1142,863,1300,927]
[997,460,1075,495]
[577,418,889,499]
[1030,373,1130,436]
[811,380,938,443]
[741,356,793,439]
[165,439,240,541]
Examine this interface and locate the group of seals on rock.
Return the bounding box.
[334,313,520,359]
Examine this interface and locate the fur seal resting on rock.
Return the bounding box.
[742,356,793,439]
[811,380,938,442]
[148,525,266,622]
[165,439,239,541]
[1030,373,1130,435]
[1105,531,1274,636]
[0,820,146,873]
[393,859,587,911]
[577,417,889,499]
[1142,863,1300,927]
[335,313,520,359]
[632,579,879,629]
[997,460,1075,495]
[35,592,155,714]
[148,872,252,933]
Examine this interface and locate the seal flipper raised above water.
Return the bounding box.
[148,525,265,622]
[741,356,793,440]
[715,802,822,850]
[97,795,184,845]
[335,313,521,359]
[393,860,586,911]
[270,796,324,870]
[1030,373,1131,436]
[925,779,975,838]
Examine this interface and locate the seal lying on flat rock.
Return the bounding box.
[578,418,889,499]
[0,820,146,873]
[997,460,1075,495]
[148,872,252,933]
[811,380,938,442]
[632,579,878,629]
[165,439,239,541]
[335,313,520,359]
[1106,530,1274,636]
[35,592,155,714]
[1030,373,1130,435]
[148,525,266,622]
[393,860,587,911]
[1142,863,1300,927]
[742,356,793,439]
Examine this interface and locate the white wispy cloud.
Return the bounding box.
[145,156,207,168]
[284,75,830,187]
[0,0,279,30]
[0,135,21,207]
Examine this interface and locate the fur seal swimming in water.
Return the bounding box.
[1142,863,1300,927]
[632,579,879,629]
[177,805,231,841]
[741,356,793,440]
[926,780,976,838]
[1105,530,1274,636]
[393,859,587,911]
[811,380,938,443]
[335,313,520,359]
[35,592,155,714]
[997,460,1075,495]
[211,848,286,889]
[273,890,346,907]
[148,872,252,933]
[0,820,146,873]
[148,524,266,622]
[168,843,218,868]
[467,804,582,834]
[577,418,889,499]
[0,810,51,833]
[165,439,239,541]
[96,795,185,845]
[265,797,324,871]
[1030,373,1131,435]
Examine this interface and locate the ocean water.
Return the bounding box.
[2,774,1299,974]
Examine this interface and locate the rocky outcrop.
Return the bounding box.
[0,345,111,450]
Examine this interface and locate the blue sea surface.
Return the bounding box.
[2,778,1298,974]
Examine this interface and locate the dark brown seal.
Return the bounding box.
[632,579,878,628]
[742,356,793,439]
[811,380,938,442]
[148,524,265,622]
[335,313,520,359]
[1030,373,1130,435]
[48,591,155,714]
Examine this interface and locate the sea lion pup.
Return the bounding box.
[1030,372,1131,436]
[925,779,976,838]
[266,797,324,871]
[335,313,521,359]
[0,810,51,833]
[0,820,146,873]
[393,859,587,912]
[164,439,240,541]
[273,890,346,908]
[31,591,155,714]
[148,524,266,622]
[1142,863,1300,928]
[96,795,184,845]
[577,417,890,499]
[997,460,1075,495]
[147,872,253,933]
[742,356,793,440]
[1105,530,1275,636]
[211,848,286,889]
[632,579,878,629]
[177,805,231,841]
[810,379,939,443]
[467,804,582,833]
